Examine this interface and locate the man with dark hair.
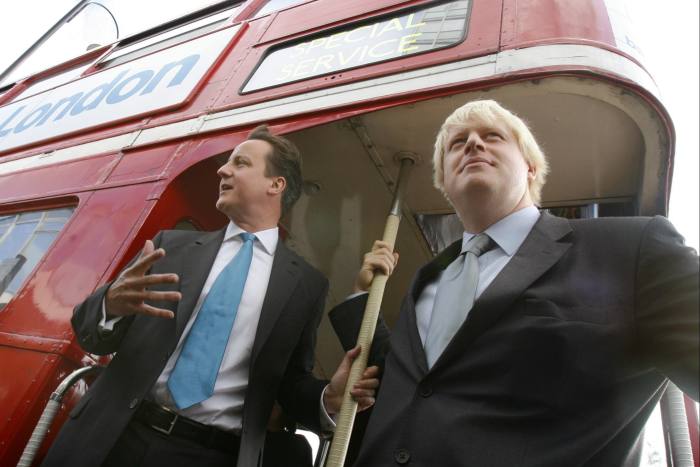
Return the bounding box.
[331,100,698,467]
[42,126,379,467]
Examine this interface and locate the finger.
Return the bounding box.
[128,273,180,287]
[345,345,361,361]
[356,397,376,412]
[353,378,380,390]
[365,256,393,275]
[121,290,182,302]
[140,239,155,257]
[363,365,381,377]
[367,247,394,263]
[129,246,166,276]
[371,240,392,252]
[340,346,362,369]
[351,385,379,398]
[134,303,175,319]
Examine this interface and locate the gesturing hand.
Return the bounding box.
[105,240,181,319]
[324,346,380,415]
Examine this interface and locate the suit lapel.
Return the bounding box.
[174,229,225,343]
[249,241,301,368]
[431,213,572,371]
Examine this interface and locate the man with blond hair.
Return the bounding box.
[330,100,698,466]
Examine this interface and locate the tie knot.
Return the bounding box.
[240,232,255,243]
[463,233,492,257]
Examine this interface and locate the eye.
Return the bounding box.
[485,132,503,140]
[233,157,249,167]
[449,137,467,149]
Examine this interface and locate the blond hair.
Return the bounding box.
[432,99,549,205]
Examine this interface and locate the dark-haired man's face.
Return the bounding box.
[216,139,275,221]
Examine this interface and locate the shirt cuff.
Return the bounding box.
[319,385,337,432]
[99,298,123,334]
[345,291,368,302]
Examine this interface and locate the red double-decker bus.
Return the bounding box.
[0,1,696,465]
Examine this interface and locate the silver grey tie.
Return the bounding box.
[424,233,492,368]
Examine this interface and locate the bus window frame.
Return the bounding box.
[0,45,112,106]
[0,1,247,103]
[239,0,473,94]
[95,1,245,71]
[0,196,79,311]
[251,0,315,19]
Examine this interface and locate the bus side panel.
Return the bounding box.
[0,346,85,466]
[501,0,616,50]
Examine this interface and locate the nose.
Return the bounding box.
[465,132,485,153]
[217,162,231,178]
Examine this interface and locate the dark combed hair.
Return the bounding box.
[247,124,303,214]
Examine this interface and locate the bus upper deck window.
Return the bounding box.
[0,207,75,310]
[253,0,308,18]
[0,1,239,88]
[99,5,240,70]
[242,0,471,92]
[0,3,118,87]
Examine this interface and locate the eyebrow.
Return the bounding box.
[230,153,250,162]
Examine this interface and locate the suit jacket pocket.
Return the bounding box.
[524,298,610,324]
[68,394,91,419]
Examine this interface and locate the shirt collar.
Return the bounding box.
[224,221,278,256]
[462,205,540,256]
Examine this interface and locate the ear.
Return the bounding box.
[269,176,286,196]
[527,164,536,181]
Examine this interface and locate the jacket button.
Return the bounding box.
[419,382,432,397]
[129,398,139,409]
[394,448,410,464]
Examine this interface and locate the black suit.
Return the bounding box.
[42,228,328,467]
[331,214,699,467]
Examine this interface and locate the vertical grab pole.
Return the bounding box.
[324,155,415,467]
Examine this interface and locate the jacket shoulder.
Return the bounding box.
[281,242,327,286]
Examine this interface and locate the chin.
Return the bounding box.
[215,198,231,215]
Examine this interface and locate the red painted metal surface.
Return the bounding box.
[501,0,616,50]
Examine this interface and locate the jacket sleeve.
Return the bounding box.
[635,216,699,400]
[71,231,164,356]
[329,293,391,370]
[277,277,331,433]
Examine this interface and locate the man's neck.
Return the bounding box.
[457,197,534,233]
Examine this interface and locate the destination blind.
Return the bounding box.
[243,0,470,92]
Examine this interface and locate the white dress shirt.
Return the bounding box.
[414,206,540,344]
[102,222,278,432]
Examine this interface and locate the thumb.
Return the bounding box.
[340,346,361,372]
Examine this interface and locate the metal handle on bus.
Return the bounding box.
[323,155,414,467]
[17,365,102,467]
[660,383,695,467]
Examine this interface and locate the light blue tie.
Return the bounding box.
[168,232,256,409]
[424,233,492,368]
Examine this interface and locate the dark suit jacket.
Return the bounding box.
[42,228,329,467]
[330,214,699,467]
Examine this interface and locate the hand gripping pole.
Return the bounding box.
[325,155,415,467]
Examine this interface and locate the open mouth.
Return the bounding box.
[220,183,233,193]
